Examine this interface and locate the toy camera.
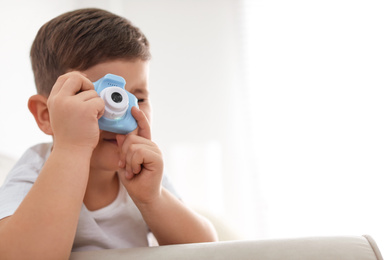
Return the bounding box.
[93,74,138,134]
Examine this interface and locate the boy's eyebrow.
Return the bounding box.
[131,88,149,95]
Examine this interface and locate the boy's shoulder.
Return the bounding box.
[7,143,52,178]
[19,143,52,168]
[0,143,52,220]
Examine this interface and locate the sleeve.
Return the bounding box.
[0,143,50,220]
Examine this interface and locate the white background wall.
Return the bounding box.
[243,2,390,258]
[0,0,388,257]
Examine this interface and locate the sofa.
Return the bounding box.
[70,235,383,260]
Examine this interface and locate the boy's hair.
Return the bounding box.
[30,8,151,96]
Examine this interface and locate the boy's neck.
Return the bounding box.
[83,169,119,211]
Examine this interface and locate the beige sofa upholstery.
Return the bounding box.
[70,235,383,260]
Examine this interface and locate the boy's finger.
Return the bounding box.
[50,72,93,97]
[116,134,127,167]
[117,168,134,181]
[76,89,100,101]
[50,73,70,96]
[60,73,94,96]
[116,134,126,147]
[131,106,151,140]
[85,96,105,119]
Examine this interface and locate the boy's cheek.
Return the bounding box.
[132,128,139,136]
[138,103,152,122]
[96,130,103,141]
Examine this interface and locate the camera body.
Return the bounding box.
[93,74,138,134]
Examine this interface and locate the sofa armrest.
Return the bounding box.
[69,235,383,260]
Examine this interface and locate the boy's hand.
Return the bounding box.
[116,107,163,205]
[47,72,105,151]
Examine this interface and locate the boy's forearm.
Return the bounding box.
[0,147,92,259]
[135,188,218,245]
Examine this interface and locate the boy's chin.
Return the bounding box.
[90,149,120,172]
[90,161,120,174]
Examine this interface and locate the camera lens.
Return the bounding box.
[111,92,123,103]
[99,87,129,120]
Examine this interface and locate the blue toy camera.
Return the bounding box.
[93,74,138,134]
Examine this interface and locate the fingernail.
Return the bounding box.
[125,171,132,179]
[118,160,124,168]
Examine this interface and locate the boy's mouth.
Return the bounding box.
[103,138,118,145]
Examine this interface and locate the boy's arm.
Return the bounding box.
[117,107,218,245]
[135,187,218,245]
[0,147,93,259]
[0,72,104,259]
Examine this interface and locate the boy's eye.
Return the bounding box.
[137,99,145,103]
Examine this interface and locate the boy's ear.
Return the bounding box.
[28,95,53,135]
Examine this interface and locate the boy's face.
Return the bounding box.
[81,59,151,173]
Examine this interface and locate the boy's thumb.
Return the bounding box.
[116,134,126,170]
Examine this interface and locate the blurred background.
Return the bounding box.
[0,0,389,257]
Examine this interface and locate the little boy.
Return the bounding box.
[0,8,217,259]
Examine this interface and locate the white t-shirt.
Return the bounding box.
[0,143,179,252]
